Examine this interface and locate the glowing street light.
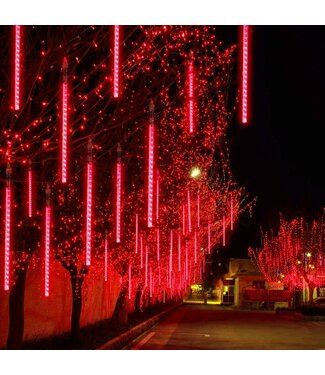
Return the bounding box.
[190,166,201,179]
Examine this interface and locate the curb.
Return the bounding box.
[97,303,182,350]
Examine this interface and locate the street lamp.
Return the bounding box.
[190,166,201,179]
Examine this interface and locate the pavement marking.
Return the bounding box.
[132,332,156,350]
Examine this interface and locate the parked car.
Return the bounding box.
[311,297,325,305]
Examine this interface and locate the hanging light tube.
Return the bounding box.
[86,140,93,266]
[14,25,21,111]
[148,100,155,228]
[241,25,249,124]
[44,184,51,297]
[61,57,68,183]
[4,164,12,291]
[116,143,122,243]
[28,159,32,217]
[113,25,120,98]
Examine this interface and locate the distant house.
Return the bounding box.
[217,258,291,309]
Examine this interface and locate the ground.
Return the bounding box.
[124,303,325,349]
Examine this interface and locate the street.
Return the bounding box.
[124,304,325,349]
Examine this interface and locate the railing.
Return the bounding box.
[243,288,291,302]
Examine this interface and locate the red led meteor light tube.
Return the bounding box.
[241,25,249,124]
[187,188,192,233]
[128,263,131,300]
[178,233,181,272]
[208,222,211,254]
[170,230,173,279]
[223,215,226,247]
[194,230,197,264]
[116,144,122,243]
[61,57,68,183]
[197,191,200,228]
[44,184,51,297]
[135,213,138,254]
[140,234,143,268]
[188,61,194,133]
[4,164,12,291]
[148,100,155,228]
[28,159,32,217]
[14,25,21,111]
[157,228,160,262]
[230,197,234,231]
[86,140,93,266]
[145,245,148,287]
[113,25,120,98]
[104,230,108,282]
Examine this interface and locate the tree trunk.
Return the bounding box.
[112,285,128,325]
[308,283,315,304]
[134,284,142,314]
[70,274,83,347]
[6,266,28,349]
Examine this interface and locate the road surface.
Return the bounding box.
[124,304,325,349]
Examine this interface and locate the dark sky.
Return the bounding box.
[225,26,325,257]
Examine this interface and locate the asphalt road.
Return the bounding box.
[124,304,325,349]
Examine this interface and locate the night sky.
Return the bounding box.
[225,26,325,258]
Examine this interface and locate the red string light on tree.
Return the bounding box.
[85,140,93,266]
